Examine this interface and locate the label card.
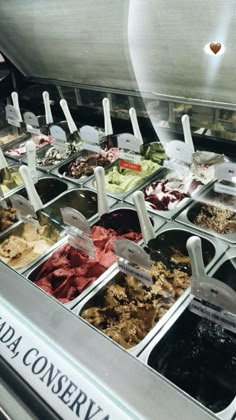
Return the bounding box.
[164,159,190,176]
[114,239,152,285]
[190,274,236,315]
[119,160,142,172]
[5,105,21,127]
[24,112,41,135]
[61,207,95,258]
[165,140,193,164]
[10,194,39,226]
[214,162,236,196]
[50,125,67,142]
[189,299,236,334]
[117,133,141,153]
[80,125,99,143]
[80,125,101,153]
[164,140,192,176]
[118,133,141,172]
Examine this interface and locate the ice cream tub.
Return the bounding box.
[21,142,81,173]
[124,167,214,220]
[2,134,53,161]
[90,202,166,238]
[176,184,236,244]
[0,164,24,196]
[25,237,117,309]
[141,220,228,274]
[74,217,224,356]
[84,160,163,201]
[0,125,25,147]
[73,264,190,357]
[50,134,119,186]
[24,199,152,308]
[138,288,236,418]
[0,218,64,274]
[42,188,117,226]
[17,175,71,206]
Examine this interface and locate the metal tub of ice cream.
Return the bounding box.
[42,188,117,226]
[50,134,119,186]
[124,167,214,220]
[18,175,71,206]
[176,184,236,244]
[0,125,25,147]
[2,133,53,161]
[138,250,236,420]
[141,220,228,273]
[20,142,81,173]
[0,171,72,237]
[24,198,156,309]
[0,217,65,275]
[84,160,164,201]
[25,237,117,309]
[73,218,224,356]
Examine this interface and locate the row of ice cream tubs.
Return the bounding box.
[21,218,236,418]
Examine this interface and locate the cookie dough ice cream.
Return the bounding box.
[81,250,191,349]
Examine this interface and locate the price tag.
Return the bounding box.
[190,274,236,315]
[5,105,21,127]
[118,133,141,172]
[189,299,236,334]
[164,140,192,175]
[61,207,95,258]
[114,239,152,286]
[50,125,67,141]
[119,160,142,172]
[23,112,41,136]
[164,159,190,176]
[214,162,236,196]
[10,194,39,226]
[80,125,102,153]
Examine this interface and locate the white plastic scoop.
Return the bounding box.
[129,107,143,144]
[94,166,109,217]
[11,91,23,122]
[42,91,53,125]
[60,99,78,134]
[102,98,113,136]
[26,140,38,184]
[132,190,155,244]
[181,114,195,153]
[19,165,43,213]
[186,236,205,278]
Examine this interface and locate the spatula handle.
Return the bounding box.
[102,98,113,136]
[187,236,205,277]
[60,99,77,134]
[19,165,43,212]
[94,166,109,217]
[43,91,53,125]
[181,114,194,153]
[11,91,23,122]
[132,191,155,244]
[129,107,143,144]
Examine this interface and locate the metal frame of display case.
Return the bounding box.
[1,262,219,420]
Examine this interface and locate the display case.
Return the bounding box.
[0,1,236,419]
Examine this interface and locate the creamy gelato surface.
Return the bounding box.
[104,159,160,194]
[0,223,59,270]
[81,252,191,349]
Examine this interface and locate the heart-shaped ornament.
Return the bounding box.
[210,43,221,54]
